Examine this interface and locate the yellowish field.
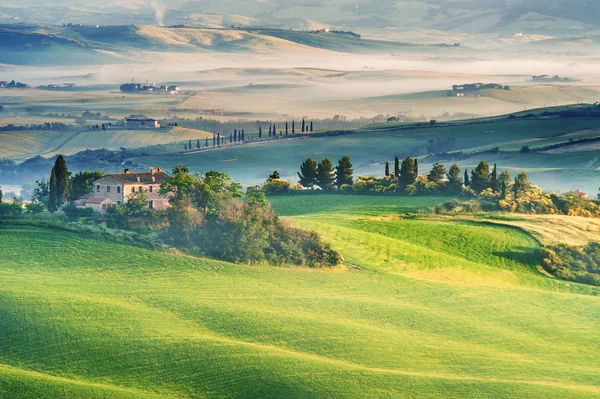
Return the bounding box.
[459,214,600,246]
[0,130,71,160]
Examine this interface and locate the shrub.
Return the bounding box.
[63,204,94,218]
[25,202,45,214]
[536,242,600,286]
[0,203,23,218]
[262,179,291,194]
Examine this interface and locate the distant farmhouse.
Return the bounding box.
[75,168,171,212]
[0,80,30,89]
[120,81,180,94]
[126,117,160,129]
[203,109,225,116]
[449,83,509,96]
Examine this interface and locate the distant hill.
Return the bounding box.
[1,0,600,37]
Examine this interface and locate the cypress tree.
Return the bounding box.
[302,119,305,132]
[414,159,419,177]
[501,180,507,198]
[259,126,263,138]
[189,139,192,149]
[292,120,295,134]
[464,169,470,186]
[196,139,200,149]
[213,135,216,147]
[297,158,318,188]
[48,167,58,212]
[317,158,335,189]
[310,121,313,132]
[514,177,519,199]
[394,156,400,178]
[269,125,272,137]
[385,161,390,177]
[229,134,232,143]
[48,155,70,211]
[335,155,354,187]
[234,129,238,142]
[0,186,3,203]
[241,130,245,142]
[205,137,209,147]
[184,144,188,151]
[285,121,288,135]
[272,124,276,137]
[490,163,498,191]
[217,133,221,146]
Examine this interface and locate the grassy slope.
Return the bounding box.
[134,118,600,193]
[1,196,599,398]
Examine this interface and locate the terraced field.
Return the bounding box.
[0,196,598,398]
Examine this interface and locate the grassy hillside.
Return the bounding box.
[0,195,598,398]
[133,117,600,193]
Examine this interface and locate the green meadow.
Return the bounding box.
[1,195,599,398]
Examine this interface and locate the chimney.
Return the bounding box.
[124,168,130,174]
[150,167,156,174]
[157,167,162,173]
[152,176,156,182]
[137,176,141,182]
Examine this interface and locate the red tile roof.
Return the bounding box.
[84,198,113,204]
[106,172,170,184]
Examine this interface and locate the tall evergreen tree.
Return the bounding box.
[471,161,490,193]
[447,163,463,193]
[241,130,245,142]
[213,135,216,147]
[335,155,354,187]
[297,158,318,188]
[394,156,400,177]
[310,121,313,132]
[285,121,289,135]
[217,133,221,146]
[272,124,276,137]
[189,139,192,149]
[385,161,390,177]
[229,134,232,143]
[464,169,470,187]
[317,158,335,189]
[197,139,200,149]
[48,155,70,211]
[292,120,295,134]
[205,137,209,147]
[184,144,188,151]
[499,170,512,188]
[234,129,238,142]
[427,162,447,183]
[258,126,263,138]
[302,119,305,132]
[399,156,418,187]
[269,125,272,137]
[0,186,3,203]
[48,167,58,212]
[490,163,498,191]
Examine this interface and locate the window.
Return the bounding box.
[149,200,154,210]
[117,186,121,194]
[97,185,101,192]
[102,204,107,211]
[149,185,153,193]
[117,201,121,205]
[107,186,111,193]
[132,187,135,193]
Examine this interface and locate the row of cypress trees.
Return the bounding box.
[297,156,353,188]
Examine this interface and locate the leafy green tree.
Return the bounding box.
[427,162,447,183]
[32,180,49,207]
[385,161,390,177]
[471,161,490,193]
[499,170,512,188]
[317,158,335,189]
[125,190,149,216]
[394,156,400,177]
[69,170,105,202]
[160,165,195,205]
[335,155,354,187]
[399,156,418,187]
[446,163,463,193]
[298,158,318,188]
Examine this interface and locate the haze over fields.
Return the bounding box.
[0,1,599,399]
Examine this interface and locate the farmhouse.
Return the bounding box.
[76,168,171,212]
[126,117,160,129]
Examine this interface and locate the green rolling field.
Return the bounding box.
[133,118,600,194]
[1,196,598,399]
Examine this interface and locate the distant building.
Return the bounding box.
[126,118,160,129]
[76,168,171,212]
[569,189,589,199]
[203,109,225,116]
